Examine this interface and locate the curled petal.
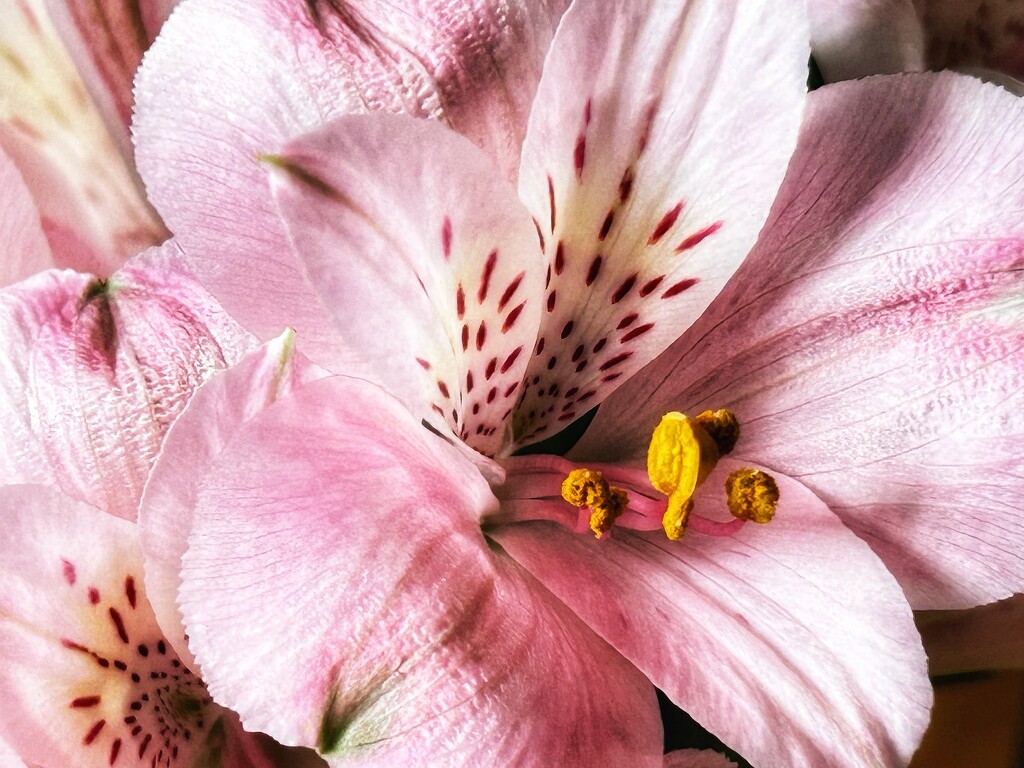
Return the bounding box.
[0,244,254,518]
[514,0,809,444]
[179,376,662,766]
[492,463,932,768]
[576,73,1024,609]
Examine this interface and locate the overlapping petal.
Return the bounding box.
[177,375,662,766]
[0,244,254,518]
[269,114,542,456]
[0,484,300,768]
[0,0,164,274]
[513,0,810,444]
[492,462,932,768]
[132,0,568,357]
[139,330,326,663]
[42,0,178,157]
[577,73,1024,609]
[0,147,53,286]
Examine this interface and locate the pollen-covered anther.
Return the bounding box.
[694,409,740,456]
[561,468,629,538]
[725,468,779,524]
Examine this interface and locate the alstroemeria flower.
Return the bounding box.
[809,0,1024,83]
[0,0,171,280]
[135,1,1024,765]
[0,481,328,768]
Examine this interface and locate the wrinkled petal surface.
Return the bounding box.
[808,0,925,80]
[0,0,164,274]
[270,114,542,456]
[513,0,809,444]
[576,73,1024,609]
[0,484,300,768]
[0,244,254,518]
[179,376,662,766]
[140,330,326,663]
[0,147,53,285]
[43,0,178,156]
[133,0,568,356]
[492,462,932,768]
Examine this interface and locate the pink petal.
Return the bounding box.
[919,594,1024,675]
[0,148,54,286]
[42,0,179,157]
[808,0,926,81]
[664,751,738,768]
[132,0,568,358]
[0,0,165,275]
[0,484,302,768]
[916,0,1024,79]
[180,375,662,765]
[575,73,1024,609]
[269,115,543,457]
[492,462,932,768]
[0,244,254,518]
[139,330,326,664]
[512,0,810,445]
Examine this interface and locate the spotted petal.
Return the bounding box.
[492,462,932,768]
[42,0,179,156]
[0,0,165,274]
[0,484,310,768]
[269,114,543,457]
[139,330,326,663]
[512,0,809,444]
[808,0,925,81]
[0,147,53,286]
[576,73,1024,609]
[178,376,662,766]
[0,244,254,519]
[132,0,569,360]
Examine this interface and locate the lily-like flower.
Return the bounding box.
[0,481,329,768]
[134,1,1021,766]
[809,0,1024,83]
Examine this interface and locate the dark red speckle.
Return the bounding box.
[437,381,450,399]
[501,302,526,333]
[574,134,586,179]
[599,210,614,241]
[599,352,632,371]
[456,284,466,319]
[500,346,523,374]
[560,320,574,339]
[61,558,76,586]
[498,272,525,312]
[661,278,699,299]
[639,275,665,297]
[611,273,638,304]
[476,322,487,351]
[83,719,106,745]
[586,256,602,286]
[622,323,655,342]
[675,221,723,252]
[547,175,557,231]
[124,576,136,609]
[441,217,453,259]
[478,250,498,303]
[109,738,121,765]
[415,357,432,370]
[648,202,685,245]
[71,695,102,708]
[485,358,497,379]
[109,608,129,643]
[554,241,565,275]
[88,587,100,605]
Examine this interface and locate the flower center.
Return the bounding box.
[493,408,778,541]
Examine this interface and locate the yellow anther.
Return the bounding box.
[695,409,740,456]
[561,468,629,538]
[725,468,779,524]
[647,412,720,538]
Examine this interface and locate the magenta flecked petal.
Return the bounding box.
[512,0,809,445]
[576,73,1024,610]
[132,0,569,360]
[0,243,254,518]
[178,375,661,766]
[0,484,310,768]
[269,114,543,457]
[493,461,931,768]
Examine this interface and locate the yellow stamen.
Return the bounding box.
[646,412,720,539]
[561,468,629,538]
[694,409,740,456]
[725,468,779,524]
